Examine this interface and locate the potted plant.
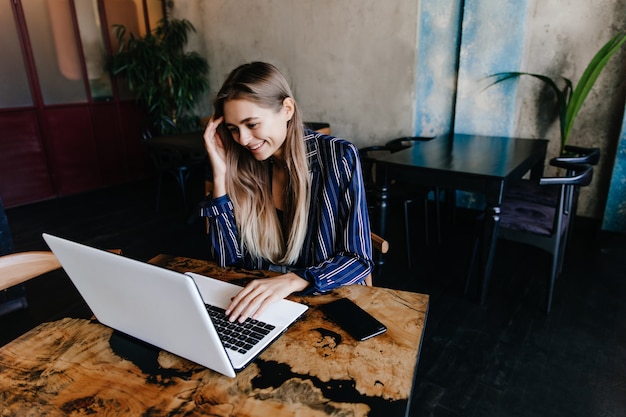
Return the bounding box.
[108,18,209,136]
[483,32,626,155]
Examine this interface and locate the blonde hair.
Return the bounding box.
[214,62,310,264]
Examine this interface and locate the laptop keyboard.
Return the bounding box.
[205,305,276,354]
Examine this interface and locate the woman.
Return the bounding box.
[201,62,373,322]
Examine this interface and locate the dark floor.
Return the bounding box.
[2,176,625,417]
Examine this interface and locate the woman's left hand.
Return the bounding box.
[226,273,309,322]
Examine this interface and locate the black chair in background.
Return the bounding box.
[142,129,208,213]
[304,122,331,135]
[466,159,594,314]
[150,145,206,213]
[504,145,599,203]
[359,136,438,270]
[385,137,442,247]
[0,195,27,317]
[504,145,600,246]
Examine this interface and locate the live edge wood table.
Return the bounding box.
[0,255,429,417]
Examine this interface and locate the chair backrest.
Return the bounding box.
[553,146,600,216]
[0,248,124,292]
[385,136,434,152]
[358,146,391,191]
[540,159,593,188]
[506,160,593,238]
[546,159,593,226]
[304,122,331,135]
[557,146,601,165]
[365,232,389,286]
[149,146,185,171]
[0,251,62,291]
[370,232,389,254]
[1,195,14,256]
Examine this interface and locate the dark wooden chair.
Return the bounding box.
[303,122,331,135]
[466,159,594,313]
[503,146,600,249]
[150,145,206,212]
[0,195,30,316]
[504,146,599,205]
[0,252,62,292]
[0,248,122,317]
[385,136,442,246]
[359,137,437,270]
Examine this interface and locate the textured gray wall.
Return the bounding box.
[171,0,419,146]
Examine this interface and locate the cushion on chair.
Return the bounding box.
[500,198,568,236]
[504,180,559,206]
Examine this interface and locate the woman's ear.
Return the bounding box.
[282,97,295,121]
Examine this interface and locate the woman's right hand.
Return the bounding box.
[203,115,227,197]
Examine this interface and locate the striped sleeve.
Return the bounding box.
[296,138,374,294]
[199,194,243,267]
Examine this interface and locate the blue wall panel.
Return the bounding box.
[440,0,530,208]
[453,0,529,137]
[602,108,626,232]
[414,0,463,136]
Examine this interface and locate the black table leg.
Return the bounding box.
[376,182,389,269]
[375,164,390,270]
[479,204,501,305]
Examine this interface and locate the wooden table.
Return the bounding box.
[375,133,548,304]
[0,255,429,417]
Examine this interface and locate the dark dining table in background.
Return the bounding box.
[142,131,207,212]
[373,133,548,303]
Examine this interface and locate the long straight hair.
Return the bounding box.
[213,62,310,264]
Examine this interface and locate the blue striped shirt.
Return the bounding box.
[200,130,374,294]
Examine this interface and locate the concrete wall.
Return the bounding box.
[170,0,419,145]
[171,0,626,221]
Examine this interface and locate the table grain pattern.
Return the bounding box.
[0,255,428,417]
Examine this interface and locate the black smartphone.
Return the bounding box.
[319,298,387,341]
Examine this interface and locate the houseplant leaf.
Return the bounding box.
[564,32,626,142]
[108,19,209,136]
[484,72,571,147]
[483,32,626,154]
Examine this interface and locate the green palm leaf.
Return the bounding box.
[107,19,209,136]
[564,33,626,142]
[484,71,571,145]
[483,32,625,154]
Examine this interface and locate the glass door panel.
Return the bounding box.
[146,0,164,30]
[104,0,146,100]
[75,0,113,101]
[104,0,145,49]
[1,0,164,207]
[22,0,87,104]
[0,0,33,107]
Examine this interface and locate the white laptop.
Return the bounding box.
[42,233,308,378]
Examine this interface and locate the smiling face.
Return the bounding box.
[223,98,294,162]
